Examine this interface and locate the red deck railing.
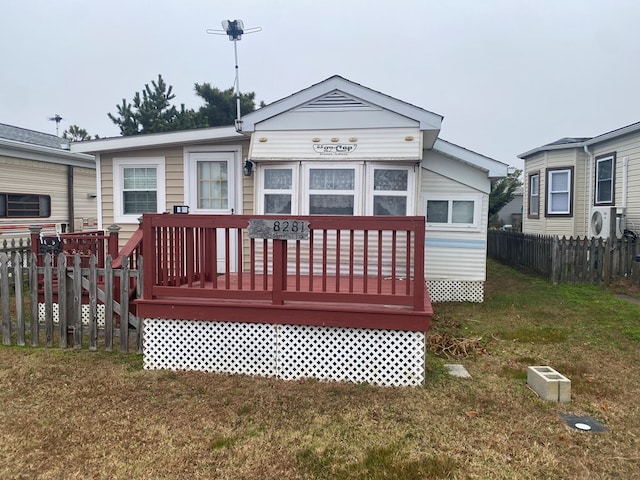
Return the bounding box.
[141,214,427,313]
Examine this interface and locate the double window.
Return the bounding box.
[0,193,51,218]
[259,163,413,216]
[546,167,573,216]
[424,193,482,231]
[595,153,615,205]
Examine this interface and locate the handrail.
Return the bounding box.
[113,227,143,269]
[141,213,426,312]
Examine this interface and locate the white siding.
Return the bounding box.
[249,128,422,161]
[421,169,488,282]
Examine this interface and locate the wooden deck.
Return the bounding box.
[135,273,432,331]
[138,214,432,332]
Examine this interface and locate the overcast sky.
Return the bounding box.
[2,0,640,169]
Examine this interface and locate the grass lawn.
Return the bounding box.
[1,259,640,479]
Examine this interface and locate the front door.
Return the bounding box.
[186,150,238,272]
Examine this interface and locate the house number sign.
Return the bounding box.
[248,219,310,240]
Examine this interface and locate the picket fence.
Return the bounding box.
[488,230,640,284]
[0,251,142,352]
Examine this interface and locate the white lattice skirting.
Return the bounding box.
[143,318,426,387]
[38,303,106,327]
[426,280,484,303]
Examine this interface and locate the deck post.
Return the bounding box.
[107,224,121,260]
[272,239,285,305]
[29,225,42,266]
[413,219,425,311]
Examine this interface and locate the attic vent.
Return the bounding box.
[298,92,377,112]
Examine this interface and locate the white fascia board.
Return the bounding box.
[585,121,640,147]
[0,138,95,168]
[70,126,244,154]
[518,142,584,159]
[432,138,507,178]
[242,76,443,132]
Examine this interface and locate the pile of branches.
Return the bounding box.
[427,332,487,359]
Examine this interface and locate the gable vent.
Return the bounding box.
[297,91,378,112]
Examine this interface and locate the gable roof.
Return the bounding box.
[241,75,443,133]
[0,123,95,167]
[433,138,508,178]
[519,120,640,159]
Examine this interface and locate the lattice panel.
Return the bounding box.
[143,319,425,387]
[278,325,425,386]
[38,303,106,327]
[426,281,484,303]
[144,319,277,376]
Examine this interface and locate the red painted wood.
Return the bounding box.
[139,214,431,331]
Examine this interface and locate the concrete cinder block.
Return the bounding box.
[527,366,571,402]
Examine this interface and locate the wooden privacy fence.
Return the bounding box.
[488,230,640,284]
[0,251,142,352]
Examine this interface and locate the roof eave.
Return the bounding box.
[70,126,245,154]
[0,138,95,168]
[432,138,508,178]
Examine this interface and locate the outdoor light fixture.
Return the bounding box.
[173,205,190,214]
[243,159,254,177]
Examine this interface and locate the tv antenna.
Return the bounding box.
[207,19,261,132]
[48,114,63,136]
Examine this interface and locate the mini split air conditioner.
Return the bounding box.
[589,206,626,239]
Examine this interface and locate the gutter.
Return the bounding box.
[584,145,593,235]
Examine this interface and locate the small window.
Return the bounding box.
[546,167,573,216]
[113,157,166,223]
[372,168,409,216]
[263,167,293,214]
[197,161,228,210]
[595,153,615,205]
[0,193,51,218]
[424,194,481,231]
[528,172,539,217]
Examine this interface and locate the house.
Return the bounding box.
[71,76,507,302]
[0,123,97,239]
[496,186,523,231]
[69,76,507,385]
[519,121,640,239]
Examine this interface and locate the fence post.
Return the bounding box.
[14,252,25,346]
[551,237,559,284]
[1,253,10,345]
[29,253,39,346]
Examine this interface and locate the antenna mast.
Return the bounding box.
[48,114,63,136]
[207,19,261,132]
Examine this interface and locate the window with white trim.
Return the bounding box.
[257,162,416,216]
[262,165,297,214]
[595,153,615,205]
[113,157,166,223]
[528,172,539,217]
[423,193,482,231]
[546,167,573,216]
[368,166,413,216]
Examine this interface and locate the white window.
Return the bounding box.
[113,157,166,223]
[595,153,615,205]
[261,165,298,214]
[546,168,572,216]
[257,162,417,216]
[423,194,482,231]
[301,164,363,215]
[528,172,539,217]
[367,166,414,216]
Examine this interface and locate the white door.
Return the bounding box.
[186,151,238,272]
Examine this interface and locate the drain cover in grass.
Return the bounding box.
[559,414,606,432]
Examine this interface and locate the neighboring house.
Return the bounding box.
[519,121,640,239]
[496,186,523,230]
[71,75,507,302]
[0,123,97,239]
